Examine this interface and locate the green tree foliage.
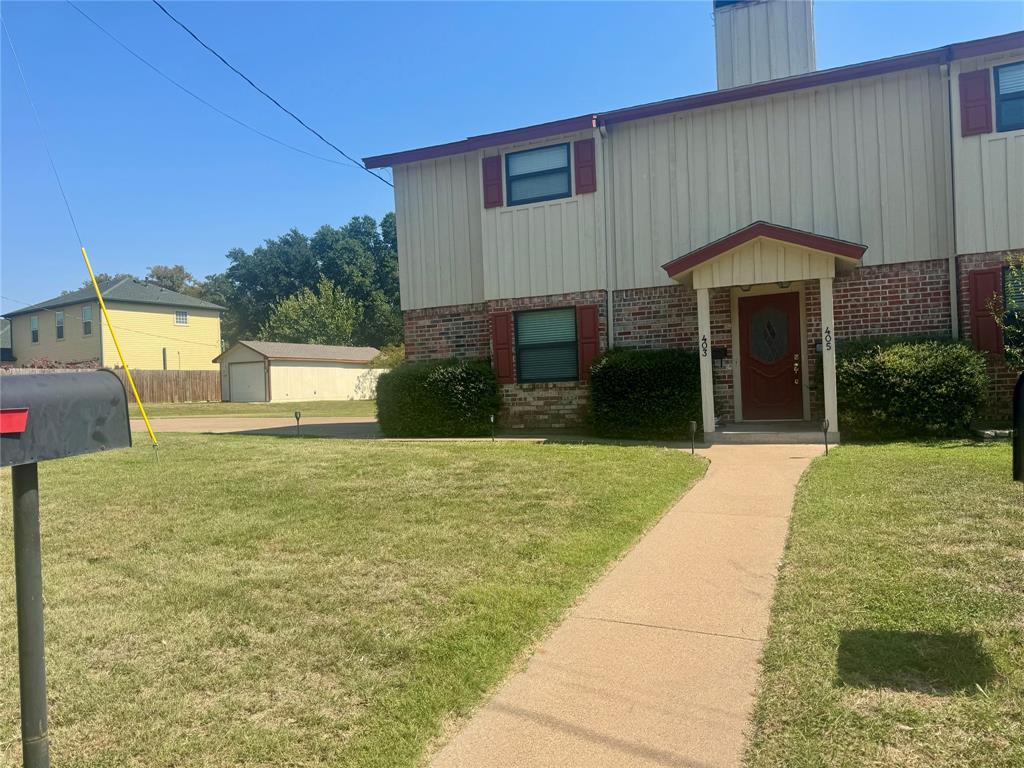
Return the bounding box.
[145,264,198,294]
[258,278,358,345]
[997,253,1023,369]
[66,272,135,293]
[208,215,401,347]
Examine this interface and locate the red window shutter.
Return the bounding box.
[490,311,515,384]
[969,268,1003,354]
[574,138,597,195]
[576,304,601,381]
[482,155,503,209]
[959,69,993,137]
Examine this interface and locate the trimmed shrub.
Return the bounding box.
[376,359,501,437]
[589,348,701,439]
[836,337,988,438]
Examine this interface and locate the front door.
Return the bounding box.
[738,292,803,420]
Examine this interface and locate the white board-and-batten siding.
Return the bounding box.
[714,0,816,89]
[691,239,837,290]
[392,64,960,310]
[951,50,1024,255]
[606,66,955,290]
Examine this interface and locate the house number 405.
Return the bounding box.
[824,327,833,352]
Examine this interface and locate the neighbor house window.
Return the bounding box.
[506,143,571,206]
[175,310,188,325]
[995,61,1024,132]
[515,307,577,383]
[82,305,93,336]
[30,316,38,343]
[55,310,64,340]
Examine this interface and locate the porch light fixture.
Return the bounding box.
[740,285,751,292]
[777,281,791,289]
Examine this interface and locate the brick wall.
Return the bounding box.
[957,250,1023,421]
[491,291,607,429]
[613,285,697,348]
[403,302,490,362]
[833,258,953,338]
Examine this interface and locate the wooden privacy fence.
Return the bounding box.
[112,369,221,404]
[1,368,219,403]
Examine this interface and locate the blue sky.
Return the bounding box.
[2,1,1021,312]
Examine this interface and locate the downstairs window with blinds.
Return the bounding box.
[515,308,578,383]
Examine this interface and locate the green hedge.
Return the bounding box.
[589,348,701,439]
[836,337,988,438]
[376,359,501,437]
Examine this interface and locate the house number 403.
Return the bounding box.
[824,327,833,352]
[701,335,709,357]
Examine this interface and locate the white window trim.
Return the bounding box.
[82,305,93,336]
[55,310,65,341]
[174,310,189,326]
[30,316,39,344]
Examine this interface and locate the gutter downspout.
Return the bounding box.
[599,121,615,351]
[942,55,961,339]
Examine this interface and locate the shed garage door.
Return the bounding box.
[229,362,266,402]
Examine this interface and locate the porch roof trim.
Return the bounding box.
[661,221,868,280]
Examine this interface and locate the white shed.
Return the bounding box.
[213,341,383,402]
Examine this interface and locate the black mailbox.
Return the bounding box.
[1,369,133,768]
[1014,373,1022,483]
[1,370,132,466]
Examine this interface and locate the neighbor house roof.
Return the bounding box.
[214,340,381,364]
[3,277,225,318]
[363,30,1024,169]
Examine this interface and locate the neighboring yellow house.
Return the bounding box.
[3,278,224,370]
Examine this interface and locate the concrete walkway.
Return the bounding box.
[430,443,823,768]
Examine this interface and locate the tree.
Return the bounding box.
[65,272,135,293]
[997,252,1024,369]
[145,264,198,294]
[258,278,358,345]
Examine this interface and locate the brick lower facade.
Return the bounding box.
[402,252,1021,430]
[957,250,1023,421]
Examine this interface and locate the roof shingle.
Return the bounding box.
[3,277,225,317]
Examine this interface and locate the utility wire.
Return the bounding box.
[64,1,356,169]
[2,16,86,247]
[150,0,393,187]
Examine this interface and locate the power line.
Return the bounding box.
[2,17,86,248]
[150,0,393,188]
[64,1,356,170]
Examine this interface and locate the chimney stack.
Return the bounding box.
[713,0,816,90]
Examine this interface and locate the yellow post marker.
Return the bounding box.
[80,246,158,447]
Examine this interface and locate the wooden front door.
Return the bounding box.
[738,292,803,420]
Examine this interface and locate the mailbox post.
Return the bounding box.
[1,371,133,768]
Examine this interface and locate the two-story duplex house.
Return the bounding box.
[364,0,1024,437]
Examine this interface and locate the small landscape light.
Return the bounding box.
[689,420,697,455]
[490,413,495,442]
[822,418,830,456]
[295,410,302,437]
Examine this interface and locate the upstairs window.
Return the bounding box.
[30,316,39,343]
[506,143,571,206]
[515,308,577,383]
[55,310,64,340]
[175,310,189,326]
[82,305,93,336]
[995,61,1024,132]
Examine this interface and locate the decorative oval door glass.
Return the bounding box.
[750,307,789,364]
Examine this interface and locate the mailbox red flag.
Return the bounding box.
[0,408,29,434]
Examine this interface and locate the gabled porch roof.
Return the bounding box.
[661,221,867,281]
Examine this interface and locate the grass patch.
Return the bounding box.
[746,442,1024,767]
[129,399,376,418]
[1,434,704,767]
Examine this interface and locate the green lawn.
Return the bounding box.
[129,399,376,418]
[0,434,705,767]
[746,442,1024,767]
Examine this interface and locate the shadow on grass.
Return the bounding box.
[836,629,996,694]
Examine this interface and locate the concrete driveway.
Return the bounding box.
[131,416,380,439]
[430,442,823,768]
